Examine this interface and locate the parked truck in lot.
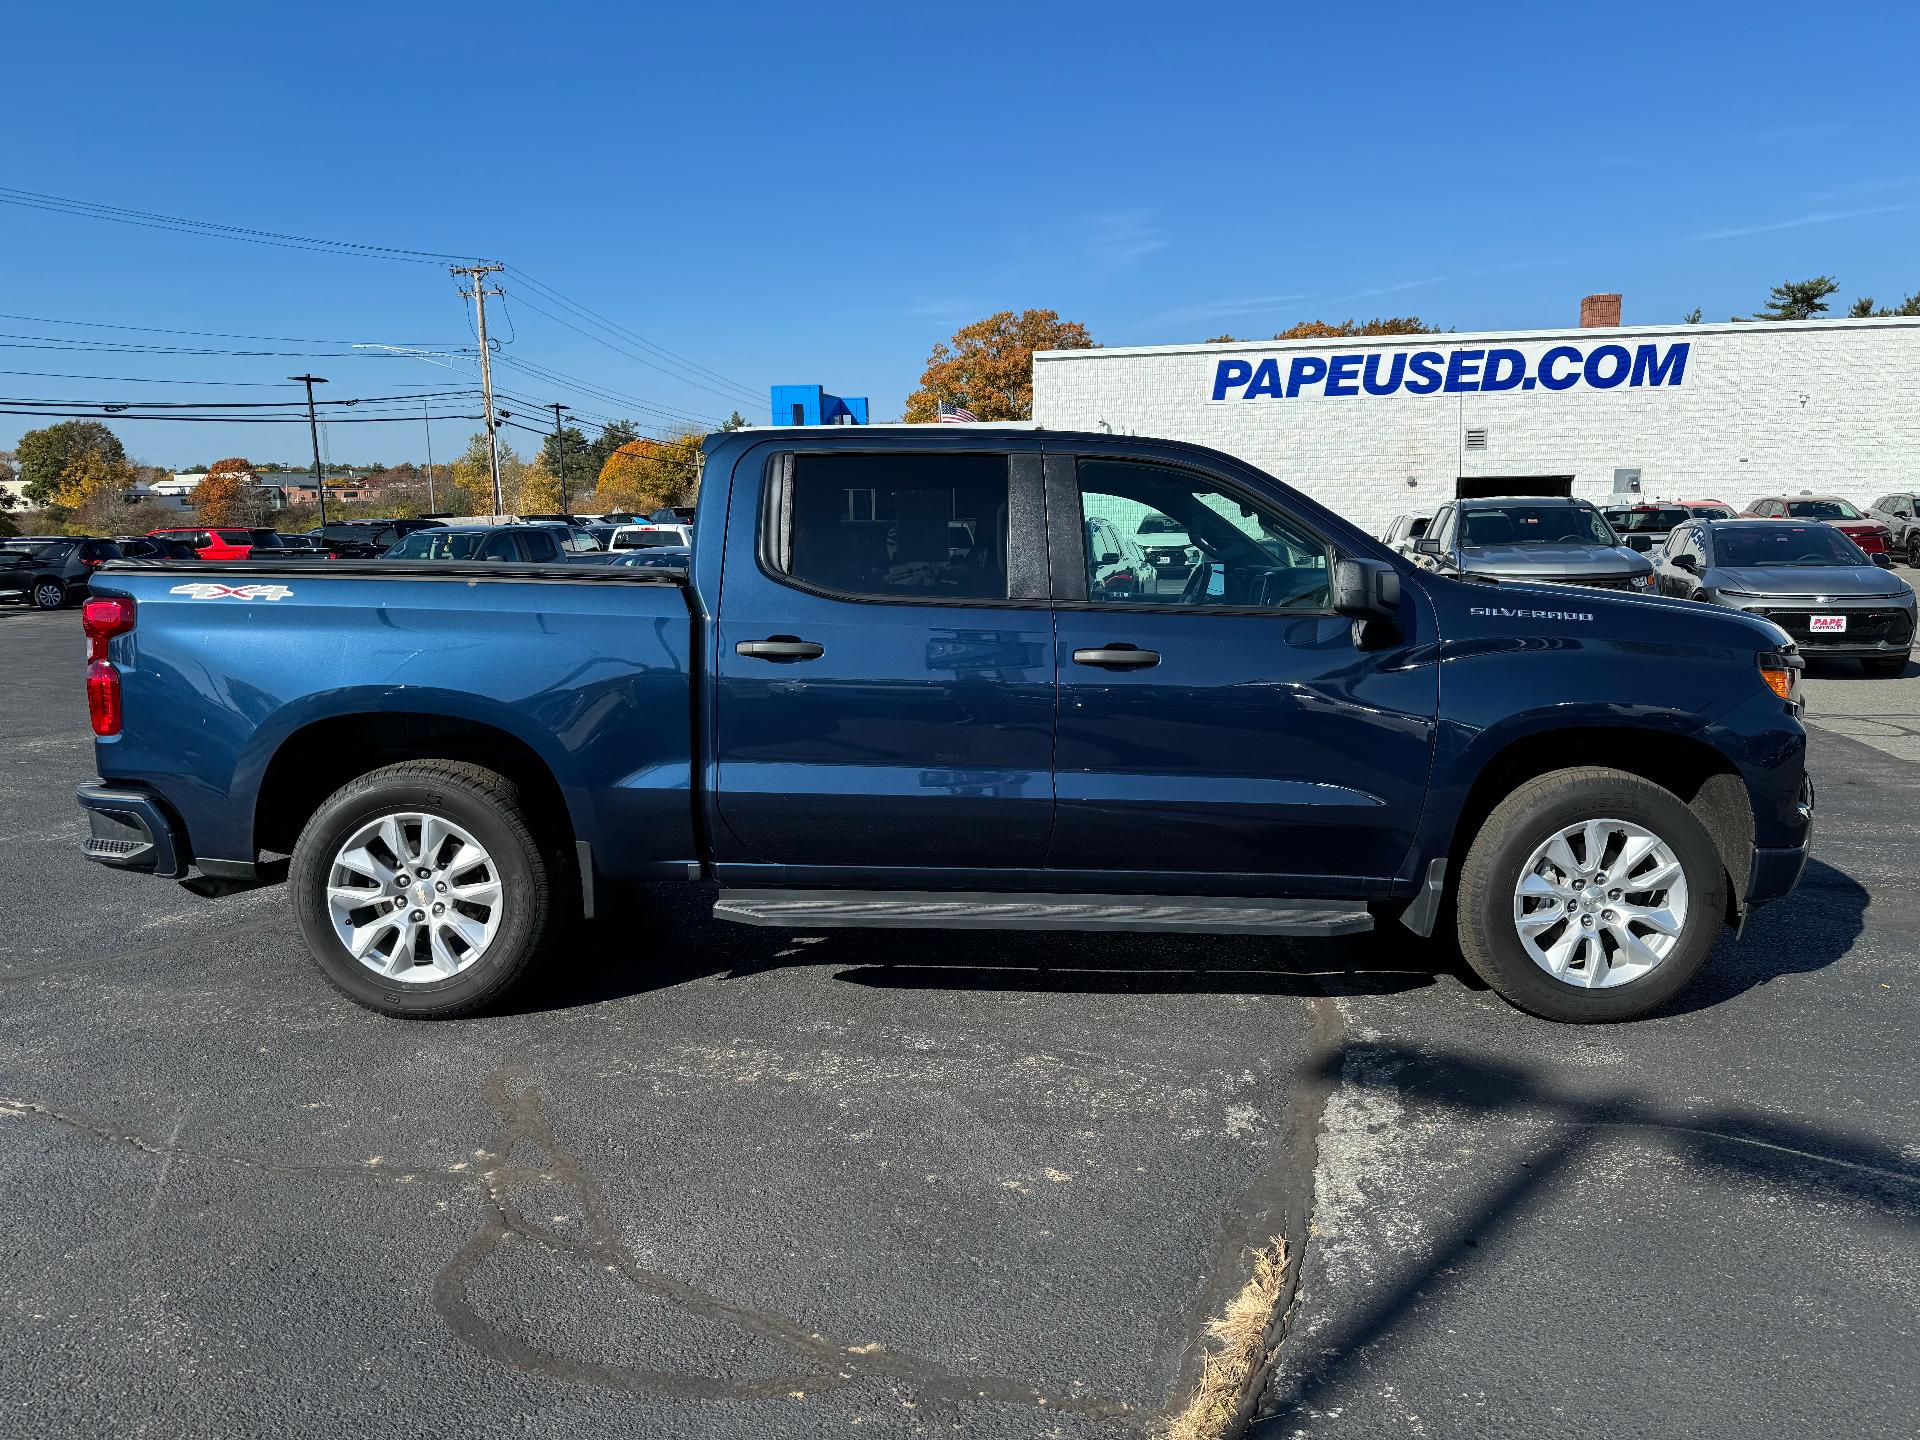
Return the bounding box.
[75,428,1814,1024]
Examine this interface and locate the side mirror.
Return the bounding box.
[1671,553,1699,574]
[1332,557,1402,620]
[1414,537,1442,557]
[1872,551,1896,569]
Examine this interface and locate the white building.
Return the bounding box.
[1032,301,1920,535]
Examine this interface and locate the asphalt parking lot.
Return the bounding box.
[2,598,1917,1439]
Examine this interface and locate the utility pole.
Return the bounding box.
[450,263,507,515]
[549,402,571,515]
[290,374,329,526]
[421,398,437,513]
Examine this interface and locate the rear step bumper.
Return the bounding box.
[714,889,1373,937]
[76,783,187,879]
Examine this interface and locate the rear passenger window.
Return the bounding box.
[478,533,519,561]
[522,531,561,562]
[778,453,1009,601]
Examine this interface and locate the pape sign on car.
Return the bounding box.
[1811,615,1848,632]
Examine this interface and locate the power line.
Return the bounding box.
[0,311,467,348]
[505,266,764,400]
[500,285,765,410]
[0,389,476,410]
[0,334,481,359]
[0,186,488,265]
[0,407,482,424]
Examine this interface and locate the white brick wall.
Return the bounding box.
[1031,317,1920,536]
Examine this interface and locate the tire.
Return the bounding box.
[30,579,66,610]
[288,760,555,1018]
[1862,654,1909,677]
[1455,767,1727,1023]
[1906,534,1920,567]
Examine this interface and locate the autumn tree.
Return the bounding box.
[592,432,704,515]
[1203,317,1440,343]
[903,310,1097,422]
[1755,276,1838,321]
[518,456,564,514]
[16,420,128,506]
[447,433,525,515]
[52,447,140,532]
[582,420,642,480]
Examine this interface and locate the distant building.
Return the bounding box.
[771,384,868,426]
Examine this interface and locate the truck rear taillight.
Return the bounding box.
[82,597,135,737]
[82,596,136,663]
[86,661,123,736]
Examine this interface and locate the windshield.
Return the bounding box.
[1605,507,1687,532]
[1461,505,1614,548]
[1714,525,1866,568]
[1687,505,1734,519]
[1135,514,1187,536]
[386,530,485,560]
[1784,499,1862,519]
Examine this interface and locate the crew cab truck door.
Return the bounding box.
[711,442,1056,876]
[1046,449,1439,889]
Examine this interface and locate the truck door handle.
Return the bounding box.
[1072,644,1161,669]
[736,636,825,661]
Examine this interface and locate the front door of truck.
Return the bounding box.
[711,443,1056,879]
[1046,450,1438,890]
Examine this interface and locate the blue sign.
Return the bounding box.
[1210,341,1690,401]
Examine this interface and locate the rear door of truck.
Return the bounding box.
[708,437,1056,878]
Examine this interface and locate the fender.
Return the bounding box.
[234,684,603,862]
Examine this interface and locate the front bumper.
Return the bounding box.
[76,783,188,878]
[1746,776,1814,910]
[1716,594,1916,658]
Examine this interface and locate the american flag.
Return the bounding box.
[936,401,979,423]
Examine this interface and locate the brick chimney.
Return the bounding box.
[1580,293,1622,328]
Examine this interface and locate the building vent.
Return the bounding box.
[1464,427,1489,451]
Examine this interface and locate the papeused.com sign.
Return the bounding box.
[1209,340,1690,401]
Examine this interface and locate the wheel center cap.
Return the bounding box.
[412,882,434,905]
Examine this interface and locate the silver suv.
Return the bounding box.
[1866,493,1920,565]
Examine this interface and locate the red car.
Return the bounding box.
[1739,495,1891,555]
[148,526,283,561]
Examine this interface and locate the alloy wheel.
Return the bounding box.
[325,812,503,982]
[1511,817,1689,989]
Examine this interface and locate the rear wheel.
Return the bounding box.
[30,580,66,610]
[1862,654,1909,677]
[1456,767,1726,1023]
[289,760,555,1018]
[1907,533,1920,566]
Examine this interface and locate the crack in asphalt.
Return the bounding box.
[0,1073,1138,1424]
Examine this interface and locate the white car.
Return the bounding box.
[608,523,694,550]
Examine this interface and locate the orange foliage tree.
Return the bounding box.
[903,310,1096,422]
[1206,317,1442,343]
[194,457,260,526]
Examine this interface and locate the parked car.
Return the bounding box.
[1671,499,1738,520]
[1601,502,1691,554]
[650,507,697,525]
[1864,492,1920,565]
[379,523,602,563]
[113,535,201,560]
[1652,518,1914,675]
[149,527,286,561]
[311,519,445,558]
[77,426,1811,1027]
[1133,511,1200,582]
[1739,495,1891,556]
[608,522,693,549]
[1380,512,1433,559]
[0,536,122,608]
[1414,497,1654,591]
[607,545,692,572]
[1083,515,1154,598]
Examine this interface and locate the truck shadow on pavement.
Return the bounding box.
[1252,1039,1920,1435]
[517,883,1442,1014]
[522,856,1865,1017]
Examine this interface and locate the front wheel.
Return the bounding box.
[289,760,555,1018]
[1456,767,1727,1023]
[30,580,66,610]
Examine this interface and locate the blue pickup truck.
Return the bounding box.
[75,427,1812,1023]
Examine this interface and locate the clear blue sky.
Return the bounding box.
[4,0,1917,470]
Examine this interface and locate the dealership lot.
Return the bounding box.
[2,600,1917,1437]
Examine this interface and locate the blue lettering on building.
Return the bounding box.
[1210,341,1691,401]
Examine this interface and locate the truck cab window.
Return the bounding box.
[781,453,1010,601]
[1075,458,1329,610]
